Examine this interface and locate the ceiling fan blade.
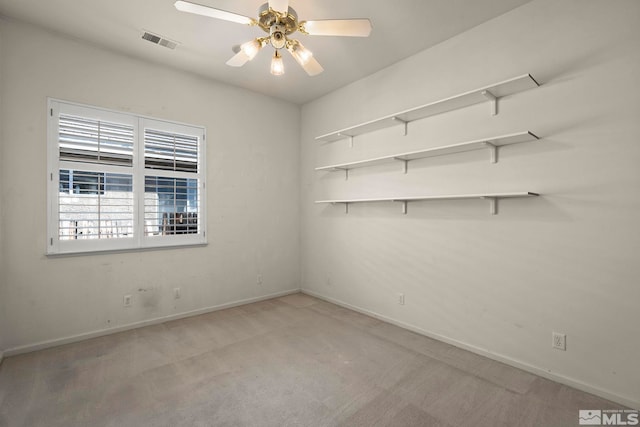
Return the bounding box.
[268,0,289,13]
[301,19,372,37]
[174,1,255,25]
[226,51,250,67]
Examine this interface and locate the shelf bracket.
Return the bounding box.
[393,157,409,174]
[481,90,498,116]
[332,202,349,214]
[336,133,354,148]
[483,142,498,163]
[481,196,498,215]
[331,167,349,180]
[394,200,408,214]
[392,117,408,136]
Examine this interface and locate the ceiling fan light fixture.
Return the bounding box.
[289,42,313,66]
[174,0,372,77]
[270,50,284,76]
[240,39,262,60]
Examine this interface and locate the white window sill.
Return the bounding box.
[46,242,208,258]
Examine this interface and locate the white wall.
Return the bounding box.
[301,0,640,408]
[0,19,6,358]
[0,18,300,352]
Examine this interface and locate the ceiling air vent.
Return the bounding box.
[141,31,178,50]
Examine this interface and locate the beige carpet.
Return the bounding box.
[0,293,626,426]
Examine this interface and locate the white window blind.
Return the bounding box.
[48,99,206,254]
[144,176,199,236]
[58,170,134,240]
[59,115,134,166]
[144,128,198,172]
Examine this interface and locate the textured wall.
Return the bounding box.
[0,18,5,356]
[0,19,300,352]
[300,0,640,407]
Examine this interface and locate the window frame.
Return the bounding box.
[47,99,207,255]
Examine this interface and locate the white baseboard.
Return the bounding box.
[4,288,300,357]
[301,289,639,410]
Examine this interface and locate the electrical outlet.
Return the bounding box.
[123,295,132,307]
[173,287,181,299]
[256,274,263,285]
[398,293,405,305]
[552,332,566,351]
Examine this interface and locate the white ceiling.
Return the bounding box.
[0,0,532,104]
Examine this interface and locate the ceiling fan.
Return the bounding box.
[174,0,372,76]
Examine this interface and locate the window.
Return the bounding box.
[47,99,206,254]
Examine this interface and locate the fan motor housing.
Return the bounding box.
[270,24,287,48]
[257,3,298,35]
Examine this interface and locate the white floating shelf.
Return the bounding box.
[316,192,539,215]
[316,131,539,177]
[315,74,539,144]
